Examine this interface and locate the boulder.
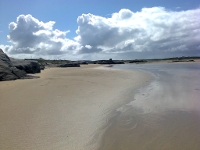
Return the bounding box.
[0,48,41,81]
[11,58,41,73]
[129,59,147,63]
[10,67,27,78]
[0,49,12,67]
[58,63,80,67]
[0,65,18,81]
[97,59,124,64]
[40,63,45,70]
[0,49,27,81]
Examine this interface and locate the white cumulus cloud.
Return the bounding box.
[6,14,80,58]
[75,7,200,57]
[2,7,200,60]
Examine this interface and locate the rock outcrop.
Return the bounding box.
[0,49,25,81]
[97,59,124,64]
[58,63,80,67]
[11,58,41,73]
[0,49,41,81]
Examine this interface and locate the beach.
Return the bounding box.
[1,1,200,149]
[0,64,152,150]
[99,62,200,150]
[1,63,200,150]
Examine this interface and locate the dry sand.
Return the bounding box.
[0,64,151,150]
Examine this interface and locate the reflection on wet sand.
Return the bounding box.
[99,63,200,150]
[99,110,200,150]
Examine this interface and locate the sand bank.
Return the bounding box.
[0,64,152,150]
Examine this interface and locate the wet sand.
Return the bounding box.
[99,63,200,150]
[99,110,200,150]
[0,64,151,150]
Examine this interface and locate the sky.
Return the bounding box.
[0,0,200,60]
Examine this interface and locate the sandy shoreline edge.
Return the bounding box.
[0,64,153,150]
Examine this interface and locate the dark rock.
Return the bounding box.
[11,58,41,73]
[97,59,124,64]
[0,65,18,81]
[78,61,88,65]
[188,60,194,62]
[0,49,12,67]
[0,48,41,81]
[0,49,27,81]
[11,67,27,78]
[58,63,80,67]
[40,64,45,70]
[129,60,147,63]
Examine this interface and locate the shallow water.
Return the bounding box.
[99,62,200,150]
